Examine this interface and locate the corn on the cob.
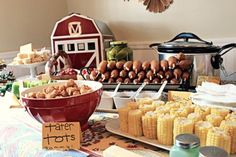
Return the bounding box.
[142,111,157,139]
[170,107,189,117]
[225,113,236,122]
[157,114,175,145]
[127,101,139,110]
[211,108,230,119]
[180,103,195,114]
[128,109,143,137]
[187,113,202,124]
[165,101,180,109]
[118,106,131,132]
[194,106,211,120]
[152,100,165,107]
[220,120,236,154]
[206,127,231,154]
[139,104,156,115]
[206,114,223,127]
[195,121,213,146]
[137,97,153,106]
[173,117,194,142]
[155,106,169,116]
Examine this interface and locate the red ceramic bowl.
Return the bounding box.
[21,80,103,131]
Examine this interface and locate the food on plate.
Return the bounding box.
[132,60,142,74]
[118,106,130,132]
[220,120,236,154]
[173,117,194,141]
[187,113,202,124]
[178,59,192,70]
[128,109,143,137]
[157,113,175,145]
[206,127,231,154]
[168,56,177,69]
[90,53,192,84]
[12,43,50,65]
[107,61,116,70]
[97,60,108,74]
[142,111,157,139]
[123,61,133,71]
[173,68,182,79]
[205,114,223,127]
[150,59,159,74]
[116,97,236,154]
[195,121,213,146]
[160,59,168,71]
[142,61,150,71]
[25,79,92,99]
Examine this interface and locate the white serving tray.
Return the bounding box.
[106,118,236,157]
[105,118,171,151]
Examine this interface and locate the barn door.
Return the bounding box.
[54,39,99,70]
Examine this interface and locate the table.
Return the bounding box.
[0,97,169,157]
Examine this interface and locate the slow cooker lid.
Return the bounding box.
[157,32,221,54]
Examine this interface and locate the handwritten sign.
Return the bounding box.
[42,122,81,150]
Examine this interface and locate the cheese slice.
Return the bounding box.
[20,43,32,54]
[103,145,143,157]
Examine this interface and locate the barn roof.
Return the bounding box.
[51,13,114,38]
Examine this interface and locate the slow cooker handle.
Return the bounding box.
[168,32,212,45]
[218,43,236,56]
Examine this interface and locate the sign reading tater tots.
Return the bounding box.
[42,122,81,150]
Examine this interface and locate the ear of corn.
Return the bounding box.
[206,127,231,154]
[157,114,175,145]
[170,108,189,117]
[220,120,236,154]
[206,114,223,127]
[127,101,139,110]
[155,106,169,116]
[194,106,211,120]
[128,109,143,137]
[173,117,194,142]
[187,113,202,124]
[225,113,236,122]
[137,97,153,106]
[211,108,230,119]
[139,104,156,115]
[142,111,157,139]
[118,106,131,132]
[195,121,213,146]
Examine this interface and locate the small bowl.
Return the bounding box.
[98,91,114,109]
[113,91,135,109]
[21,80,103,131]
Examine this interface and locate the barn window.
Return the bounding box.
[67,44,75,51]
[77,43,85,51]
[58,44,64,51]
[88,42,95,50]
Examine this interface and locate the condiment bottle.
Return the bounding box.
[169,133,200,157]
[199,146,229,157]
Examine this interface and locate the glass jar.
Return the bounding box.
[169,134,200,157]
[199,146,229,157]
[106,41,133,61]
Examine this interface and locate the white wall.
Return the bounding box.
[67,0,236,42]
[0,0,68,52]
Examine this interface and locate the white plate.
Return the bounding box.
[8,61,47,68]
[105,118,171,151]
[106,119,236,157]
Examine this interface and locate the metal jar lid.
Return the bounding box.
[155,32,221,54]
[199,146,229,157]
[175,133,200,149]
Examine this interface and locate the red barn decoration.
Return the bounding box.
[51,13,114,70]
